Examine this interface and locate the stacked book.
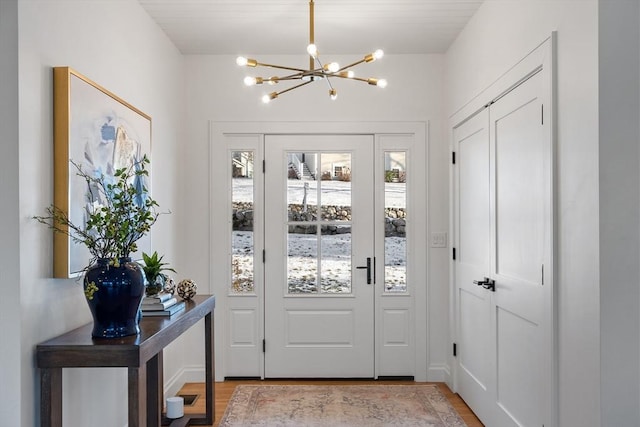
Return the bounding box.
[141,292,185,317]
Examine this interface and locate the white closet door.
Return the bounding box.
[453,108,494,424]
[454,69,552,427]
[489,70,551,427]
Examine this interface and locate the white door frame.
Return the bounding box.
[210,121,428,381]
[449,34,557,425]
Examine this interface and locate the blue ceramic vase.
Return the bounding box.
[84,257,145,338]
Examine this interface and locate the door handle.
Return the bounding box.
[473,277,496,292]
[473,277,488,286]
[356,257,372,285]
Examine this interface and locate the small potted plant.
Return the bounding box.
[141,251,176,296]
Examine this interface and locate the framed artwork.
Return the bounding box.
[53,67,152,278]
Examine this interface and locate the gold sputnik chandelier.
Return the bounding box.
[236,0,387,103]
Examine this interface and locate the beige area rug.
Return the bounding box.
[219,384,468,427]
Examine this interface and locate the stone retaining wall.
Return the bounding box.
[233,202,406,237]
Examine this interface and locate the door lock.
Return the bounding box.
[473,277,495,292]
[356,257,372,285]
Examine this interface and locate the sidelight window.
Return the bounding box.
[231,151,255,293]
[384,151,407,293]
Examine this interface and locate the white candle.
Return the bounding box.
[166,396,184,419]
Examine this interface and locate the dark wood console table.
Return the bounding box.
[37,294,215,427]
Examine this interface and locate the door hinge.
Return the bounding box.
[453,247,457,260]
[453,343,457,357]
[452,151,456,164]
[262,339,265,353]
[262,249,266,263]
[541,104,544,125]
[262,159,265,173]
[541,264,544,285]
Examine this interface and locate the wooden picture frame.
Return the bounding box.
[53,67,152,278]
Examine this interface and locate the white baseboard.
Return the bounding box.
[164,364,206,397]
[427,363,451,383]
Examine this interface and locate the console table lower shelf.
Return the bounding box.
[36,294,216,427]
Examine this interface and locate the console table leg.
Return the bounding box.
[40,368,62,427]
[128,366,147,427]
[205,313,215,424]
[147,351,163,426]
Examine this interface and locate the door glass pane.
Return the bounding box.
[288,152,318,221]
[288,230,318,293]
[384,152,407,293]
[321,228,352,293]
[286,151,354,295]
[231,151,255,294]
[320,153,352,222]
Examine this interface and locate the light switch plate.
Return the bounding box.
[431,232,447,248]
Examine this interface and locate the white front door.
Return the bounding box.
[454,69,552,426]
[264,134,375,377]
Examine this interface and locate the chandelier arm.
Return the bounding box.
[266,69,330,82]
[315,57,330,78]
[324,76,334,91]
[265,71,307,82]
[309,65,326,74]
[338,59,366,72]
[255,62,308,73]
[323,73,333,90]
[344,76,371,83]
[275,80,314,97]
[325,74,350,80]
[273,75,306,81]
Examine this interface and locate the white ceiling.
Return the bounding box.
[138,0,483,55]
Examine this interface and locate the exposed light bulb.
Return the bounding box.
[244,76,257,86]
[237,57,257,67]
[307,44,318,58]
[328,62,340,73]
[365,50,384,63]
[367,78,388,87]
[262,92,278,104]
[329,89,337,100]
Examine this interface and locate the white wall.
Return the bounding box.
[0,1,22,426]
[182,54,451,379]
[17,0,184,425]
[445,1,600,426]
[598,1,640,425]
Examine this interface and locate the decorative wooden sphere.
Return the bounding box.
[177,279,197,300]
[163,275,176,295]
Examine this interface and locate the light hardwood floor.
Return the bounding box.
[178,380,484,426]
